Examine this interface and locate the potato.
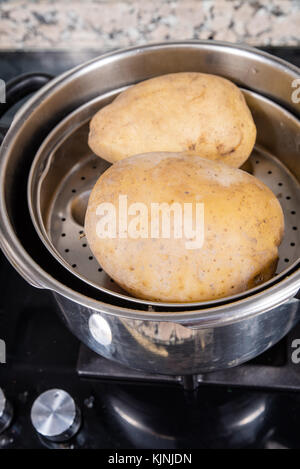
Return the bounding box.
[85,152,284,303]
[88,72,256,168]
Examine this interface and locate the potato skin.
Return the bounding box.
[88,72,256,168]
[85,152,284,303]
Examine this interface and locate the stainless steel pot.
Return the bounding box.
[0,41,299,375]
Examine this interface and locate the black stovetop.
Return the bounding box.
[0,47,299,449]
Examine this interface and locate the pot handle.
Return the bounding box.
[0,72,53,120]
[0,73,53,146]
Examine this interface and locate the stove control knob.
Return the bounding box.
[31,389,81,442]
[0,388,13,434]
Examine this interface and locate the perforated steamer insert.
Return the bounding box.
[28,88,300,307]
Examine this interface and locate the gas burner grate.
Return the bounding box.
[77,317,300,391]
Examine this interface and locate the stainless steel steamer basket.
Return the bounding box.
[27,89,300,307]
[0,41,300,375]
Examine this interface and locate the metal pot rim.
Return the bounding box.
[0,40,299,327]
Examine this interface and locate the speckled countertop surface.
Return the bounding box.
[0,0,299,50]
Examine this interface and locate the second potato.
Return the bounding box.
[88,72,257,167]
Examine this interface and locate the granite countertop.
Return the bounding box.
[0,0,299,51]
